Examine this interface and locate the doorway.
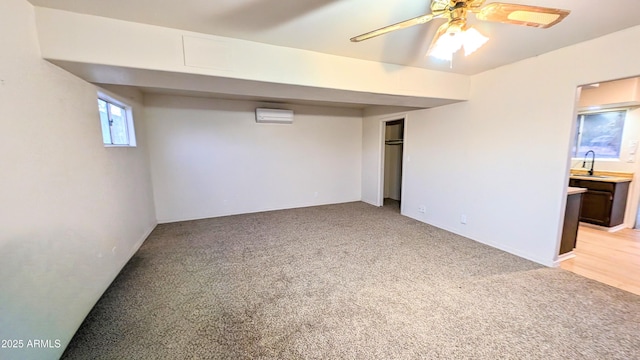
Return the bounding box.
[382,119,404,212]
[560,76,640,295]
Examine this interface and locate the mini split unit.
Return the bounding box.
[255,108,294,124]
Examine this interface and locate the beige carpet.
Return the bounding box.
[62,202,640,359]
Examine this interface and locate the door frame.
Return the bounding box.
[378,117,407,212]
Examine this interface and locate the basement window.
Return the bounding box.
[97,94,136,147]
[572,109,627,159]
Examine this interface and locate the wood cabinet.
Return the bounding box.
[560,190,584,255]
[568,178,630,227]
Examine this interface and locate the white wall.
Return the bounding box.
[0,1,157,359]
[145,95,362,223]
[388,102,471,234]
[392,25,640,266]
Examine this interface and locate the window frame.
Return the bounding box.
[97,92,137,148]
[572,108,628,160]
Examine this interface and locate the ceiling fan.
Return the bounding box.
[350,0,570,61]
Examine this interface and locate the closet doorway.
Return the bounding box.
[383,119,404,212]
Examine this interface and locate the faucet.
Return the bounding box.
[583,150,595,176]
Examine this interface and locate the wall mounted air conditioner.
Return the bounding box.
[255,108,294,124]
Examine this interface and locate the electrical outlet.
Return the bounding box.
[460,214,467,224]
[418,205,426,213]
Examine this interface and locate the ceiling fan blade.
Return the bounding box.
[350,13,436,42]
[474,3,570,28]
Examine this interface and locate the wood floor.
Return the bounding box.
[560,225,640,296]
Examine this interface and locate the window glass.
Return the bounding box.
[97,95,135,147]
[108,103,129,145]
[98,99,112,144]
[574,110,626,159]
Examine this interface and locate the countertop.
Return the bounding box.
[569,175,632,183]
[567,186,587,195]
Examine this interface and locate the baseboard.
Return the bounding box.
[105,222,157,292]
[401,212,556,267]
[157,200,362,224]
[130,223,157,263]
[99,223,156,294]
[556,251,575,264]
[361,198,379,207]
[579,222,627,233]
[462,233,557,267]
[63,221,157,354]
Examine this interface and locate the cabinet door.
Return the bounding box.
[610,181,630,227]
[560,193,582,255]
[580,190,613,226]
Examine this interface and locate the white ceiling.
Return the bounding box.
[27,0,640,75]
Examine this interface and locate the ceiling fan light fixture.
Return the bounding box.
[462,27,489,56]
[429,31,463,61]
[428,22,464,61]
[428,25,488,61]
